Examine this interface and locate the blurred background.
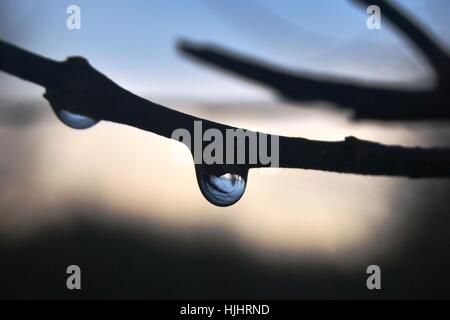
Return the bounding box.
[0,0,449,299]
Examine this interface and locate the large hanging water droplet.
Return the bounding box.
[195,166,248,207]
[56,109,98,129]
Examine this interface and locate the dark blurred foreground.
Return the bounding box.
[1,183,450,300]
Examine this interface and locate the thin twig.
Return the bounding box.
[353,0,450,84]
[177,0,449,121]
[1,39,449,178]
[178,41,449,121]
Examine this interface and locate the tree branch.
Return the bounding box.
[178,40,449,121]
[1,39,449,178]
[177,0,449,121]
[353,0,450,84]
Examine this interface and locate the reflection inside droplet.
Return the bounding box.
[56,110,98,129]
[196,166,248,206]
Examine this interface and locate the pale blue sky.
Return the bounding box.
[1,0,449,99]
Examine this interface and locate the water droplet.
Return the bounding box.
[56,110,98,129]
[196,166,248,206]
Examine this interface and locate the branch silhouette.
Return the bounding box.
[177,0,449,121]
[353,0,450,83]
[1,39,450,178]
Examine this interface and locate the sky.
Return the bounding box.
[1,0,450,257]
[1,0,449,99]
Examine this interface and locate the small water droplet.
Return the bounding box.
[196,166,248,207]
[56,110,98,129]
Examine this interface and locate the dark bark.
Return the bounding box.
[1,39,449,178]
[177,0,450,121]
